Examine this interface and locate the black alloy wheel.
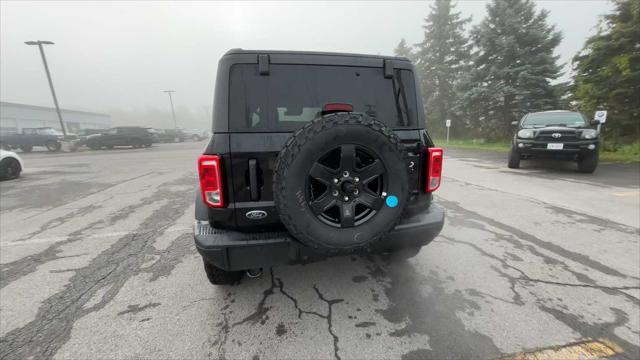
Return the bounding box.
[307,144,386,228]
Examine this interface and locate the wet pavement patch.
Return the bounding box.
[0,179,108,211]
[354,321,376,328]
[215,270,346,360]
[275,322,287,337]
[0,178,194,359]
[352,275,368,283]
[537,305,640,358]
[401,348,431,360]
[369,256,501,359]
[440,198,633,280]
[117,302,161,316]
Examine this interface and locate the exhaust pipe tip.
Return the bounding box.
[246,268,263,278]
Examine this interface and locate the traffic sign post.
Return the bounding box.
[594,110,607,123]
[445,119,451,146]
[594,110,607,134]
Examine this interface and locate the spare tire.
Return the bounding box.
[274,113,409,255]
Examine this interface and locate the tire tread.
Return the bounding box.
[203,260,241,285]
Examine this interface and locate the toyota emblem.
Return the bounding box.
[551,133,562,138]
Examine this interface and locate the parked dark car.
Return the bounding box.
[193,49,445,285]
[86,126,153,149]
[0,127,63,152]
[508,111,601,173]
[157,129,187,143]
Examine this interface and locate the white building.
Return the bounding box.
[0,102,111,134]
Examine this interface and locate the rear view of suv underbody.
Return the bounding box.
[194,49,445,284]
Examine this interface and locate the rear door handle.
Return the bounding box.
[249,159,259,201]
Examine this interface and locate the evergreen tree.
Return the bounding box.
[394,38,414,60]
[552,81,574,110]
[463,0,562,138]
[573,0,640,143]
[414,0,471,138]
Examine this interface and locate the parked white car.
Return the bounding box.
[0,149,24,180]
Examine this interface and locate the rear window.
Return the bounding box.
[229,64,418,131]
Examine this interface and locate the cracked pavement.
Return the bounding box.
[1,143,638,359]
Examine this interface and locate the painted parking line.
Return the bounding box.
[500,338,623,360]
[612,191,640,197]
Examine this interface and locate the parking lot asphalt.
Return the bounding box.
[1,142,638,360]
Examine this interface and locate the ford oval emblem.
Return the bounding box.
[246,210,267,220]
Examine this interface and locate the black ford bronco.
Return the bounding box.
[508,111,601,173]
[194,49,445,285]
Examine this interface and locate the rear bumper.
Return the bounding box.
[194,204,445,271]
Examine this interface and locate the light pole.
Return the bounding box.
[25,40,67,137]
[163,90,177,129]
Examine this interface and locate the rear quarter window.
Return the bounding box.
[229,64,418,131]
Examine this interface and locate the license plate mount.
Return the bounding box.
[547,143,564,150]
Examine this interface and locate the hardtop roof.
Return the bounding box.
[224,48,411,63]
[531,110,577,114]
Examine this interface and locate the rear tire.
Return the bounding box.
[0,158,21,180]
[203,260,241,285]
[508,148,520,169]
[577,151,598,173]
[19,145,33,153]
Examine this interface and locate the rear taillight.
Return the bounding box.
[426,147,443,192]
[198,155,224,207]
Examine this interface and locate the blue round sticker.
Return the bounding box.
[385,195,399,208]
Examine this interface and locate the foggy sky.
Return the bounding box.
[1,0,613,117]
